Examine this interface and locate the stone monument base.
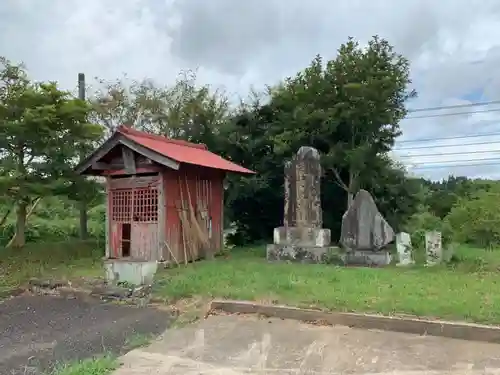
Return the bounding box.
[342,250,392,266]
[273,227,331,247]
[266,244,340,264]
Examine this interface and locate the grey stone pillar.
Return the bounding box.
[268,147,334,263]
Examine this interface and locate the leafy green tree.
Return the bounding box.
[219,37,422,245]
[0,57,102,247]
[221,100,287,244]
[423,176,498,219]
[271,36,416,206]
[222,95,422,245]
[445,187,500,248]
[90,71,229,148]
[404,210,452,250]
[362,158,424,231]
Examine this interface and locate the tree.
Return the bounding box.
[0,57,102,247]
[221,101,424,246]
[272,36,416,207]
[423,176,498,219]
[89,71,229,148]
[220,37,421,244]
[362,157,424,231]
[446,187,500,248]
[222,99,287,244]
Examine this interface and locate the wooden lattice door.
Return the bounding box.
[110,180,159,260]
[110,189,133,258]
[131,187,159,260]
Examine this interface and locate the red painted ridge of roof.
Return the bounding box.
[116,125,255,174]
[117,125,207,150]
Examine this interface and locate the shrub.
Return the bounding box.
[445,189,500,248]
[0,217,105,246]
[403,209,452,250]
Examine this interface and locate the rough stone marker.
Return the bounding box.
[426,230,443,266]
[266,146,336,263]
[340,189,395,266]
[396,231,414,266]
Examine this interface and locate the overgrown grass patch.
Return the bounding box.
[0,240,104,294]
[153,245,500,325]
[46,355,117,375]
[124,333,156,350]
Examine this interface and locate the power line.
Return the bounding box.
[407,156,500,167]
[410,161,500,170]
[408,100,500,113]
[350,98,500,172]
[396,131,500,144]
[395,139,500,151]
[405,108,500,120]
[397,149,500,158]
[413,156,500,165]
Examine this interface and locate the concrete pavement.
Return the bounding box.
[114,314,500,374]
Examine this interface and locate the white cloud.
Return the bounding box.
[2,0,500,180]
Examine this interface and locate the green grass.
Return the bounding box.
[0,240,104,295]
[3,240,500,325]
[124,333,155,350]
[153,246,500,325]
[46,356,117,375]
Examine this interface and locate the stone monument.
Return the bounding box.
[266,146,335,263]
[396,232,414,266]
[339,189,395,266]
[425,231,442,266]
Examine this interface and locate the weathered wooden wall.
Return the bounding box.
[105,162,225,264]
[161,165,224,264]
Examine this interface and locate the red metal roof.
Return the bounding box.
[117,126,255,174]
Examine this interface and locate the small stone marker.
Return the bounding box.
[425,231,442,266]
[267,146,335,263]
[396,232,414,266]
[443,243,456,263]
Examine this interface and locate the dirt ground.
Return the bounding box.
[0,295,172,375]
[116,314,500,374]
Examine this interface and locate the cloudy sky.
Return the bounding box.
[1,0,500,180]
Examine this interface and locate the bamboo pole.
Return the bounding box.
[177,207,189,264]
[184,176,209,248]
[163,240,179,266]
[178,175,195,262]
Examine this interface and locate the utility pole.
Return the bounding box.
[78,73,88,240]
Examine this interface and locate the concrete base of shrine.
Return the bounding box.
[266,244,341,264]
[104,258,158,286]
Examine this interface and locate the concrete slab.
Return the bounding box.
[211,300,500,343]
[114,314,500,374]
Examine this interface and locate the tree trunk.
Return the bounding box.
[347,193,354,208]
[12,201,27,248]
[79,200,88,240]
[7,198,42,248]
[347,169,357,208]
